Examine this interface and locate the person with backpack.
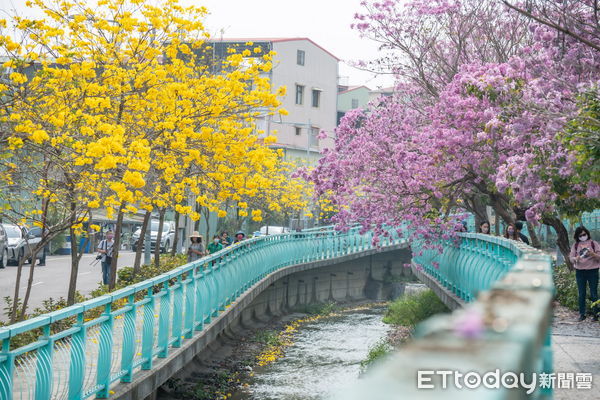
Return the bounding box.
[97,231,114,285]
[569,226,600,321]
[514,221,530,245]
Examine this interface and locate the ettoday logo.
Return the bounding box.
[417,370,593,393]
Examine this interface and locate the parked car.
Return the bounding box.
[2,224,43,265]
[131,220,175,253]
[259,226,290,235]
[0,224,8,268]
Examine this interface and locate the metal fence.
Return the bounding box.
[0,225,404,400]
[337,233,554,399]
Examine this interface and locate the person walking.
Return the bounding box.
[570,226,600,321]
[97,231,114,285]
[207,235,223,254]
[187,231,205,262]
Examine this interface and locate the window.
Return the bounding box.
[297,50,305,66]
[312,89,321,108]
[295,84,304,105]
[310,126,319,147]
[295,126,302,136]
[351,98,359,108]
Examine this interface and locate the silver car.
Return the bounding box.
[3,224,43,265]
[0,224,8,268]
[132,220,175,253]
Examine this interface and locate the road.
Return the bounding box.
[0,251,138,322]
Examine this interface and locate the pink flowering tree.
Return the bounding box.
[309,0,600,267]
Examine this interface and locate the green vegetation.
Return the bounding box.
[360,338,393,374]
[383,290,450,327]
[360,290,450,375]
[254,330,283,347]
[554,263,579,311]
[1,254,187,350]
[300,301,337,316]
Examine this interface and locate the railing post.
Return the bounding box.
[34,324,54,400]
[172,276,184,348]
[141,287,156,370]
[157,282,171,358]
[184,272,196,339]
[195,268,206,330]
[120,294,137,383]
[96,303,114,398]
[68,313,87,400]
[1,336,14,400]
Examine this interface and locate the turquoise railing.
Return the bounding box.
[0,225,405,400]
[412,234,525,302]
[338,233,554,399]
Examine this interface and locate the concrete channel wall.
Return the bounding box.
[112,245,412,400]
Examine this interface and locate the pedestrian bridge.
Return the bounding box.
[0,226,553,400]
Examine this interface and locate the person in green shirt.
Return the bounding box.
[207,235,223,254]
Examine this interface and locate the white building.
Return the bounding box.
[211,38,339,164]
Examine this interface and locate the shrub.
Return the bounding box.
[554,263,580,311]
[383,290,449,327]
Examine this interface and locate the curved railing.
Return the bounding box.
[0,225,405,400]
[412,234,532,302]
[338,233,554,399]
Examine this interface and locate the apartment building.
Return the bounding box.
[210,38,339,164]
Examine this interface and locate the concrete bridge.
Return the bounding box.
[0,226,553,400]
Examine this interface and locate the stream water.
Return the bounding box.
[234,306,390,400]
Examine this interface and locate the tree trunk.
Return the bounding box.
[202,207,211,241]
[134,210,151,275]
[170,210,180,256]
[18,247,39,321]
[67,208,91,305]
[154,208,166,268]
[464,195,488,230]
[109,206,125,289]
[194,202,201,232]
[67,224,80,305]
[543,215,573,270]
[526,221,542,249]
[10,246,27,323]
[12,199,50,323]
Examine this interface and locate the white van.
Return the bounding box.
[259,226,290,235]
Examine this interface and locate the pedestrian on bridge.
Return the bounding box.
[97,231,114,285]
[187,232,205,262]
[570,226,600,321]
[220,231,233,247]
[515,221,530,245]
[504,223,521,241]
[234,231,246,243]
[207,235,223,254]
[479,221,491,234]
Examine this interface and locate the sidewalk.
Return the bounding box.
[0,251,137,322]
[552,304,600,399]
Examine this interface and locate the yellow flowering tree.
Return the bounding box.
[1,0,311,304]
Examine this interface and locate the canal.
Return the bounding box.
[234,306,390,400]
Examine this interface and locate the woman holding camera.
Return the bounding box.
[569,226,600,322]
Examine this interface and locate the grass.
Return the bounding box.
[383,289,450,327]
[359,338,393,374]
[254,330,283,347]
